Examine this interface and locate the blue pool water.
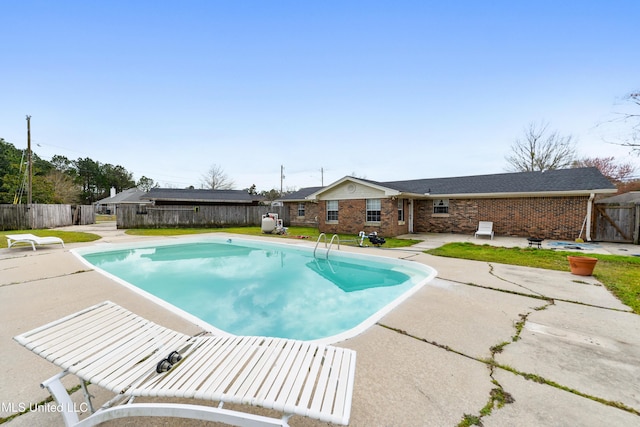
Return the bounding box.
[77,237,436,343]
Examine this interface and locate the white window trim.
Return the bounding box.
[398,198,405,224]
[366,199,381,224]
[326,200,338,223]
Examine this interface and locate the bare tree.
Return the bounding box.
[617,91,639,154]
[505,121,577,172]
[45,169,81,203]
[598,91,640,155]
[200,164,235,190]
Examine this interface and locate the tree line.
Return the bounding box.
[0,138,149,205]
[0,139,286,206]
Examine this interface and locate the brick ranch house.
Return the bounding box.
[279,167,617,240]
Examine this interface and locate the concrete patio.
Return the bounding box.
[1,224,639,426]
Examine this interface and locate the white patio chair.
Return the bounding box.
[474,221,494,240]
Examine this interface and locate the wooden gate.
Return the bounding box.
[593,204,639,244]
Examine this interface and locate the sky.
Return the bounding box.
[1,1,639,192]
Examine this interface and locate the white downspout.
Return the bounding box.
[408,199,414,233]
[585,193,595,242]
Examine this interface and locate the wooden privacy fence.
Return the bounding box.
[0,204,95,230]
[72,205,96,226]
[117,205,289,229]
[594,204,639,244]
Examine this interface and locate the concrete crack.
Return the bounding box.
[439,274,631,314]
[486,262,545,297]
[378,295,640,426]
[0,269,92,288]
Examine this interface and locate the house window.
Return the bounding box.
[433,199,449,214]
[398,199,405,222]
[366,199,381,222]
[326,200,338,222]
[297,202,305,217]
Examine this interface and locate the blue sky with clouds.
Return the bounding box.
[2,1,638,191]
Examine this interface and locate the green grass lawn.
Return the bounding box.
[426,242,640,314]
[96,214,116,222]
[0,226,419,249]
[0,229,102,249]
[125,226,422,248]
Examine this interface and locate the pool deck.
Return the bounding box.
[1,223,639,426]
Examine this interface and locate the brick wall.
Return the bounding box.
[414,199,479,234]
[478,196,588,239]
[381,198,409,236]
[414,196,589,239]
[288,196,589,239]
[321,199,365,235]
[315,199,409,237]
[287,202,320,227]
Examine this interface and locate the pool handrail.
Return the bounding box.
[314,233,340,259]
[327,234,341,258]
[313,233,327,258]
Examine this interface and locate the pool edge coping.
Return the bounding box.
[71,235,438,345]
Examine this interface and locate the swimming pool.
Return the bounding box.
[74,237,437,343]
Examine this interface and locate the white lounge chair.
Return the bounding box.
[6,233,65,251]
[474,221,494,240]
[13,301,356,427]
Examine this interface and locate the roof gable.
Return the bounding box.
[318,179,392,200]
[306,176,402,200]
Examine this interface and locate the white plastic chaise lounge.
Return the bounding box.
[6,233,65,251]
[474,221,494,240]
[13,301,356,427]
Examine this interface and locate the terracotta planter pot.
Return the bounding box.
[567,256,598,276]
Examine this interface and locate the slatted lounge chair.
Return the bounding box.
[13,301,356,427]
[6,233,65,251]
[474,221,494,240]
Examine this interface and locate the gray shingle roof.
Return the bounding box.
[367,167,615,195]
[286,168,616,200]
[279,186,324,201]
[95,188,148,204]
[145,188,262,203]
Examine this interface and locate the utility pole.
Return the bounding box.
[26,115,32,204]
[320,167,324,186]
[280,165,285,196]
